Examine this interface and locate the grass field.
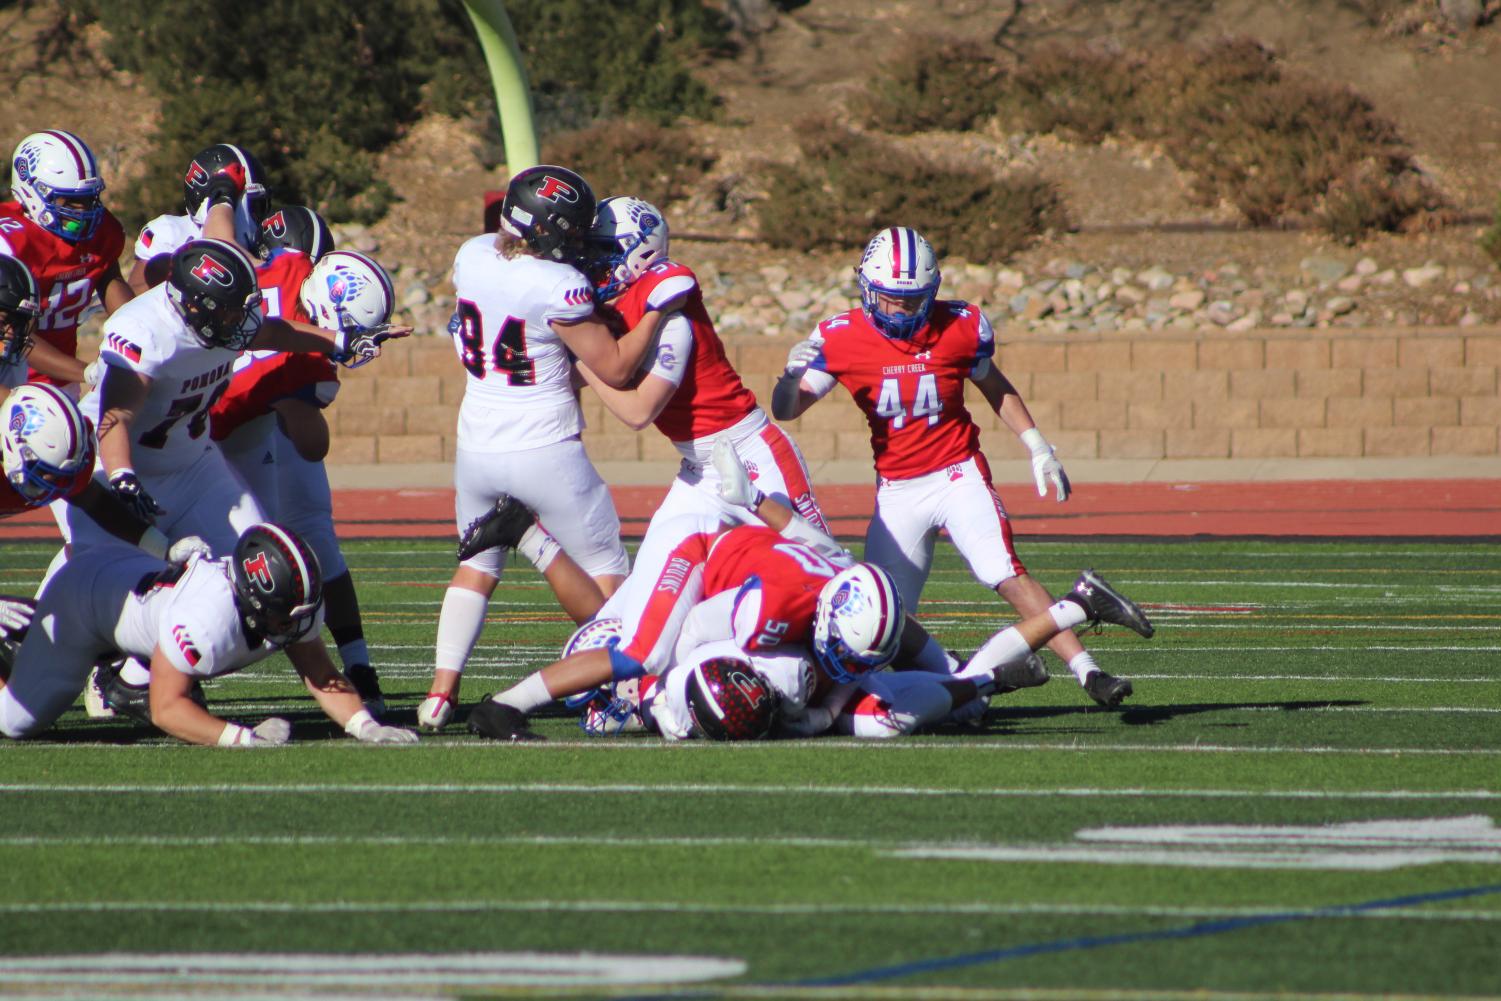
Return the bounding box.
[1,536,1499,1000]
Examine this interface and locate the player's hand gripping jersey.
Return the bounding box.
[448,235,596,452]
[606,260,758,444]
[0,200,125,383]
[801,302,995,480]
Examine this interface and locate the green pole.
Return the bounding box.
[460,0,539,172]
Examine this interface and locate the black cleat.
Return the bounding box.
[468,699,544,742]
[457,494,537,562]
[95,657,207,726]
[1067,569,1155,639]
[344,663,386,718]
[1084,670,1134,708]
[993,652,1051,696]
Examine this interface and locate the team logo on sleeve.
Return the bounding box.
[105,332,142,363]
[534,175,579,203]
[172,624,202,667]
[190,253,235,287]
[563,287,592,306]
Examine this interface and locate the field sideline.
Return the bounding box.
[1,534,1498,999]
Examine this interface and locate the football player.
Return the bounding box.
[211,229,392,715]
[0,130,134,388]
[65,237,401,562]
[579,196,829,533]
[418,165,687,729]
[0,522,417,747]
[2,380,209,561]
[772,227,1133,708]
[127,143,269,292]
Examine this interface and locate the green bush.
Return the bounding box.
[544,119,715,209]
[757,118,1068,262]
[63,0,729,228]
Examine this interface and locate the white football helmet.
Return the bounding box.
[10,130,106,243]
[562,616,624,659]
[588,196,669,300]
[299,251,395,334]
[1,383,97,506]
[812,563,904,683]
[856,226,942,339]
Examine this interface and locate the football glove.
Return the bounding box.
[167,535,212,565]
[416,692,455,731]
[218,717,293,747]
[82,358,105,389]
[345,708,419,744]
[0,596,34,639]
[1020,428,1071,502]
[205,172,242,208]
[108,469,163,522]
[333,321,398,369]
[711,436,763,509]
[783,337,822,378]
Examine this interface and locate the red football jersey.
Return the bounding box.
[0,200,125,385]
[609,261,758,442]
[208,250,338,441]
[703,525,838,651]
[811,302,993,480]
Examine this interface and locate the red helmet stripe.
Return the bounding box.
[257,522,314,601]
[887,226,903,279]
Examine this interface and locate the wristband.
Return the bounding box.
[217,723,249,747]
[139,526,169,560]
[344,709,374,737]
[1019,428,1050,455]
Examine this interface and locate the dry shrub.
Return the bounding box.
[544,120,716,208]
[1482,193,1501,268]
[854,37,1005,134]
[995,41,1151,142]
[757,118,1068,262]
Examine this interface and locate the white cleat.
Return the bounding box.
[84,667,116,719]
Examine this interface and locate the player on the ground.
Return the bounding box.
[771,226,1132,708]
[127,143,269,292]
[0,522,417,747]
[69,237,402,560]
[417,166,687,729]
[0,130,133,388]
[211,220,391,715]
[2,380,209,560]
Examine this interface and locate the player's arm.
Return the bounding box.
[287,640,417,743]
[97,260,134,315]
[972,364,1070,502]
[552,292,687,387]
[94,365,150,476]
[147,648,241,746]
[575,311,691,428]
[70,479,168,551]
[23,338,87,384]
[127,255,171,294]
[271,398,330,461]
[770,335,829,420]
[250,316,411,362]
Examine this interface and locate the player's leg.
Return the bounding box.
[273,432,383,715]
[835,672,970,738]
[861,474,940,613]
[737,420,832,534]
[0,558,115,738]
[153,449,267,556]
[506,437,629,598]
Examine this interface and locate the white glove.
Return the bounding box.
[1020,428,1071,502]
[0,597,34,639]
[783,337,822,378]
[218,717,292,747]
[711,436,763,509]
[345,708,419,744]
[82,358,105,388]
[167,536,212,564]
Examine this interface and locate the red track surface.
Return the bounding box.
[3,479,1494,542]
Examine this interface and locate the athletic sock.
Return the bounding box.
[962,626,1032,678]
[492,672,554,714]
[1049,599,1089,632]
[516,524,561,573]
[1068,650,1100,684]
[434,586,490,674]
[337,638,371,670]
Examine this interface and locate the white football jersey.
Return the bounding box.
[105,551,290,678]
[449,235,596,451]
[80,284,240,475]
[134,204,260,262]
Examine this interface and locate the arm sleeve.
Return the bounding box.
[541,271,597,324]
[970,311,997,379]
[643,313,693,388]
